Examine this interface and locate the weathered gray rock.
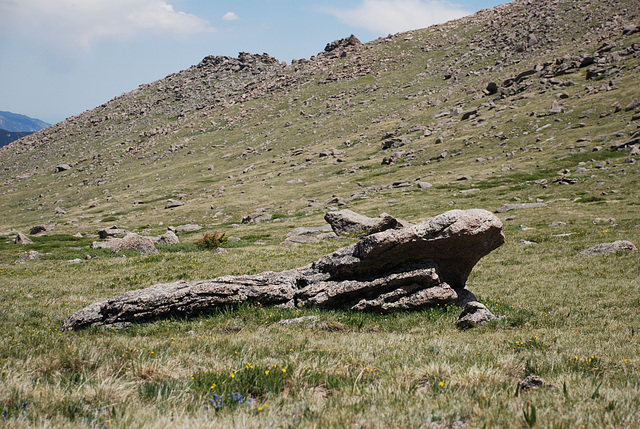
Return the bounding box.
[165,199,183,209]
[282,225,336,245]
[495,202,547,213]
[242,213,273,224]
[169,224,202,234]
[15,232,34,245]
[288,225,333,237]
[63,209,505,331]
[17,250,42,263]
[577,240,637,257]
[325,209,398,236]
[153,230,180,244]
[457,301,503,328]
[98,226,127,239]
[91,233,158,255]
[416,181,433,189]
[281,235,321,246]
[55,164,72,172]
[592,217,616,225]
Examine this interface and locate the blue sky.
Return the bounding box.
[0,0,507,125]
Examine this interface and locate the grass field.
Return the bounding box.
[1,0,640,426]
[1,204,639,427]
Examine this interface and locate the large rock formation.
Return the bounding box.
[63,209,505,331]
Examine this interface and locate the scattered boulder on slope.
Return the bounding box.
[63,209,505,331]
[91,233,158,255]
[325,209,399,236]
[153,230,180,244]
[165,199,184,209]
[495,202,547,213]
[281,225,336,245]
[168,224,202,234]
[15,232,34,245]
[577,240,637,256]
[98,226,127,239]
[17,250,42,263]
[29,225,47,235]
[241,213,273,224]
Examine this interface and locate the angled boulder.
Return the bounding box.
[15,232,34,245]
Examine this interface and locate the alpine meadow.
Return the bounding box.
[1,0,640,427]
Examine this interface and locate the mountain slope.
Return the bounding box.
[0,0,639,233]
[0,111,50,132]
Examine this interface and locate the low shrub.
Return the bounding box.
[196,231,228,250]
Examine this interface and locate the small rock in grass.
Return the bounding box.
[277,316,318,326]
[495,203,547,213]
[518,375,554,392]
[457,301,503,329]
[519,240,537,246]
[592,217,616,225]
[17,250,42,263]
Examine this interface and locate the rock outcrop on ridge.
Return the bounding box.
[63,209,505,331]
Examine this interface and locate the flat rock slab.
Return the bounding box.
[495,203,547,213]
[577,240,637,256]
[64,209,504,331]
[169,224,202,233]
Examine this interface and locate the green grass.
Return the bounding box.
[1,220,639,427]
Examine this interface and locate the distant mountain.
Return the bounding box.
[0,111,50,132]
[0,129,33,147]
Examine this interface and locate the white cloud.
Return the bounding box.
[325,0,470,35]
[222,11,239,21]
[0,0,214,51]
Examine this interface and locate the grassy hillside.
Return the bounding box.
[1,0,640,427]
